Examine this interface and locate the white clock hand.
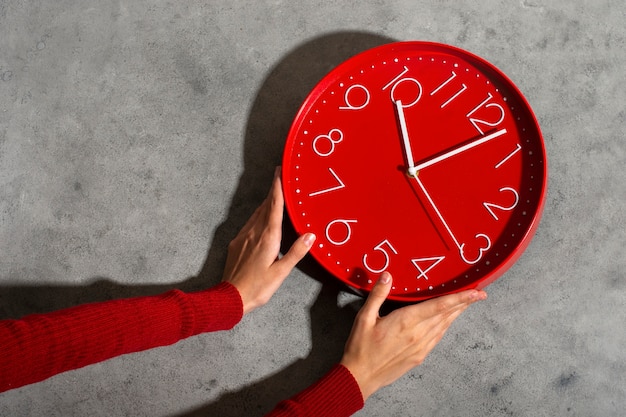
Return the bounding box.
[414,128,507,172]
[413,175,460,250]
[395,100,418,177]
[412,170,492,266]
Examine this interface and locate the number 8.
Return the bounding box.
[313,128,344,157]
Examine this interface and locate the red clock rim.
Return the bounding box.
[281,40,548,302]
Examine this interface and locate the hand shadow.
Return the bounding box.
[178,276,361,417]
[196,30,396,293]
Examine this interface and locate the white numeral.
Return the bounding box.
[466,93,505,135]
[308,168,345,197]
[313,128,344,157]
[383,66,422,108]
[495,143,522,169]
[382,66,409,90]
[430,71,467,108]
[483,187,519,221]
[325,219,357,246]
[460,234,491,265]
[339,84,370,110]
[411,256,445,281]
[363,239,398,274]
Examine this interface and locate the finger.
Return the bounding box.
[267,167,285,229]
[238,200,268,235]
[272,233,316,277]
[240,168,281,237]
[409,292,482,347]
[230,212,262,247]
[423,302,471,350]
[413,289,486,320]
[359,272,393,321]
[426,297,472,333]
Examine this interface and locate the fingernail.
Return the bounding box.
[303,233,316,248]
[471,290,487,301]
[379,271,392,285]
[274,166,282,178]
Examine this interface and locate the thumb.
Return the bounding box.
[273,233,316,277]
[360,272,392,319]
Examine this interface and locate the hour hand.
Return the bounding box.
[395,100,418,177]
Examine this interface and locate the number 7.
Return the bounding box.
[308,168,345,197]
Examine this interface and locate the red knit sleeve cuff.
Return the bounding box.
[184,282,244,335]
[267,364,364,416]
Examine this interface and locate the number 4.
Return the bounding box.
[411,256,445,281]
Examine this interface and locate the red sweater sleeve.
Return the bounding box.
[266,364,364,417]
[0,282,243,392]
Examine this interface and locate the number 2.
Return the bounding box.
[483,187,519,221]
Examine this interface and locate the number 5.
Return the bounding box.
[363,239,398,274]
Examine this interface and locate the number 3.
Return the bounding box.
[459,234,491,265]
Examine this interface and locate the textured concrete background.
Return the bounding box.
[1,1,624,416]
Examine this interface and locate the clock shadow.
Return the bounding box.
[196,30,396,293]
[178,32,399,417]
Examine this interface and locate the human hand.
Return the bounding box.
[222,167,316,315]
[340,272,487,400]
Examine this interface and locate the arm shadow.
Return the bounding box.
[0,31,393,319]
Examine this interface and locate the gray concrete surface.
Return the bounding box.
[1,1,624,416]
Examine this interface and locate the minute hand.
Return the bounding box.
[414,129,507,171]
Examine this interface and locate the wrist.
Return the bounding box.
[221,280,247,317]
[340,356,377,401]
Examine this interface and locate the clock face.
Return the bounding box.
[282,41,547,302]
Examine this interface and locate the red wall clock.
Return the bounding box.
[282,41,547,302]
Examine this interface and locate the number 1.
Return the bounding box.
[430,71,468,108]
[495,143,522,169]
